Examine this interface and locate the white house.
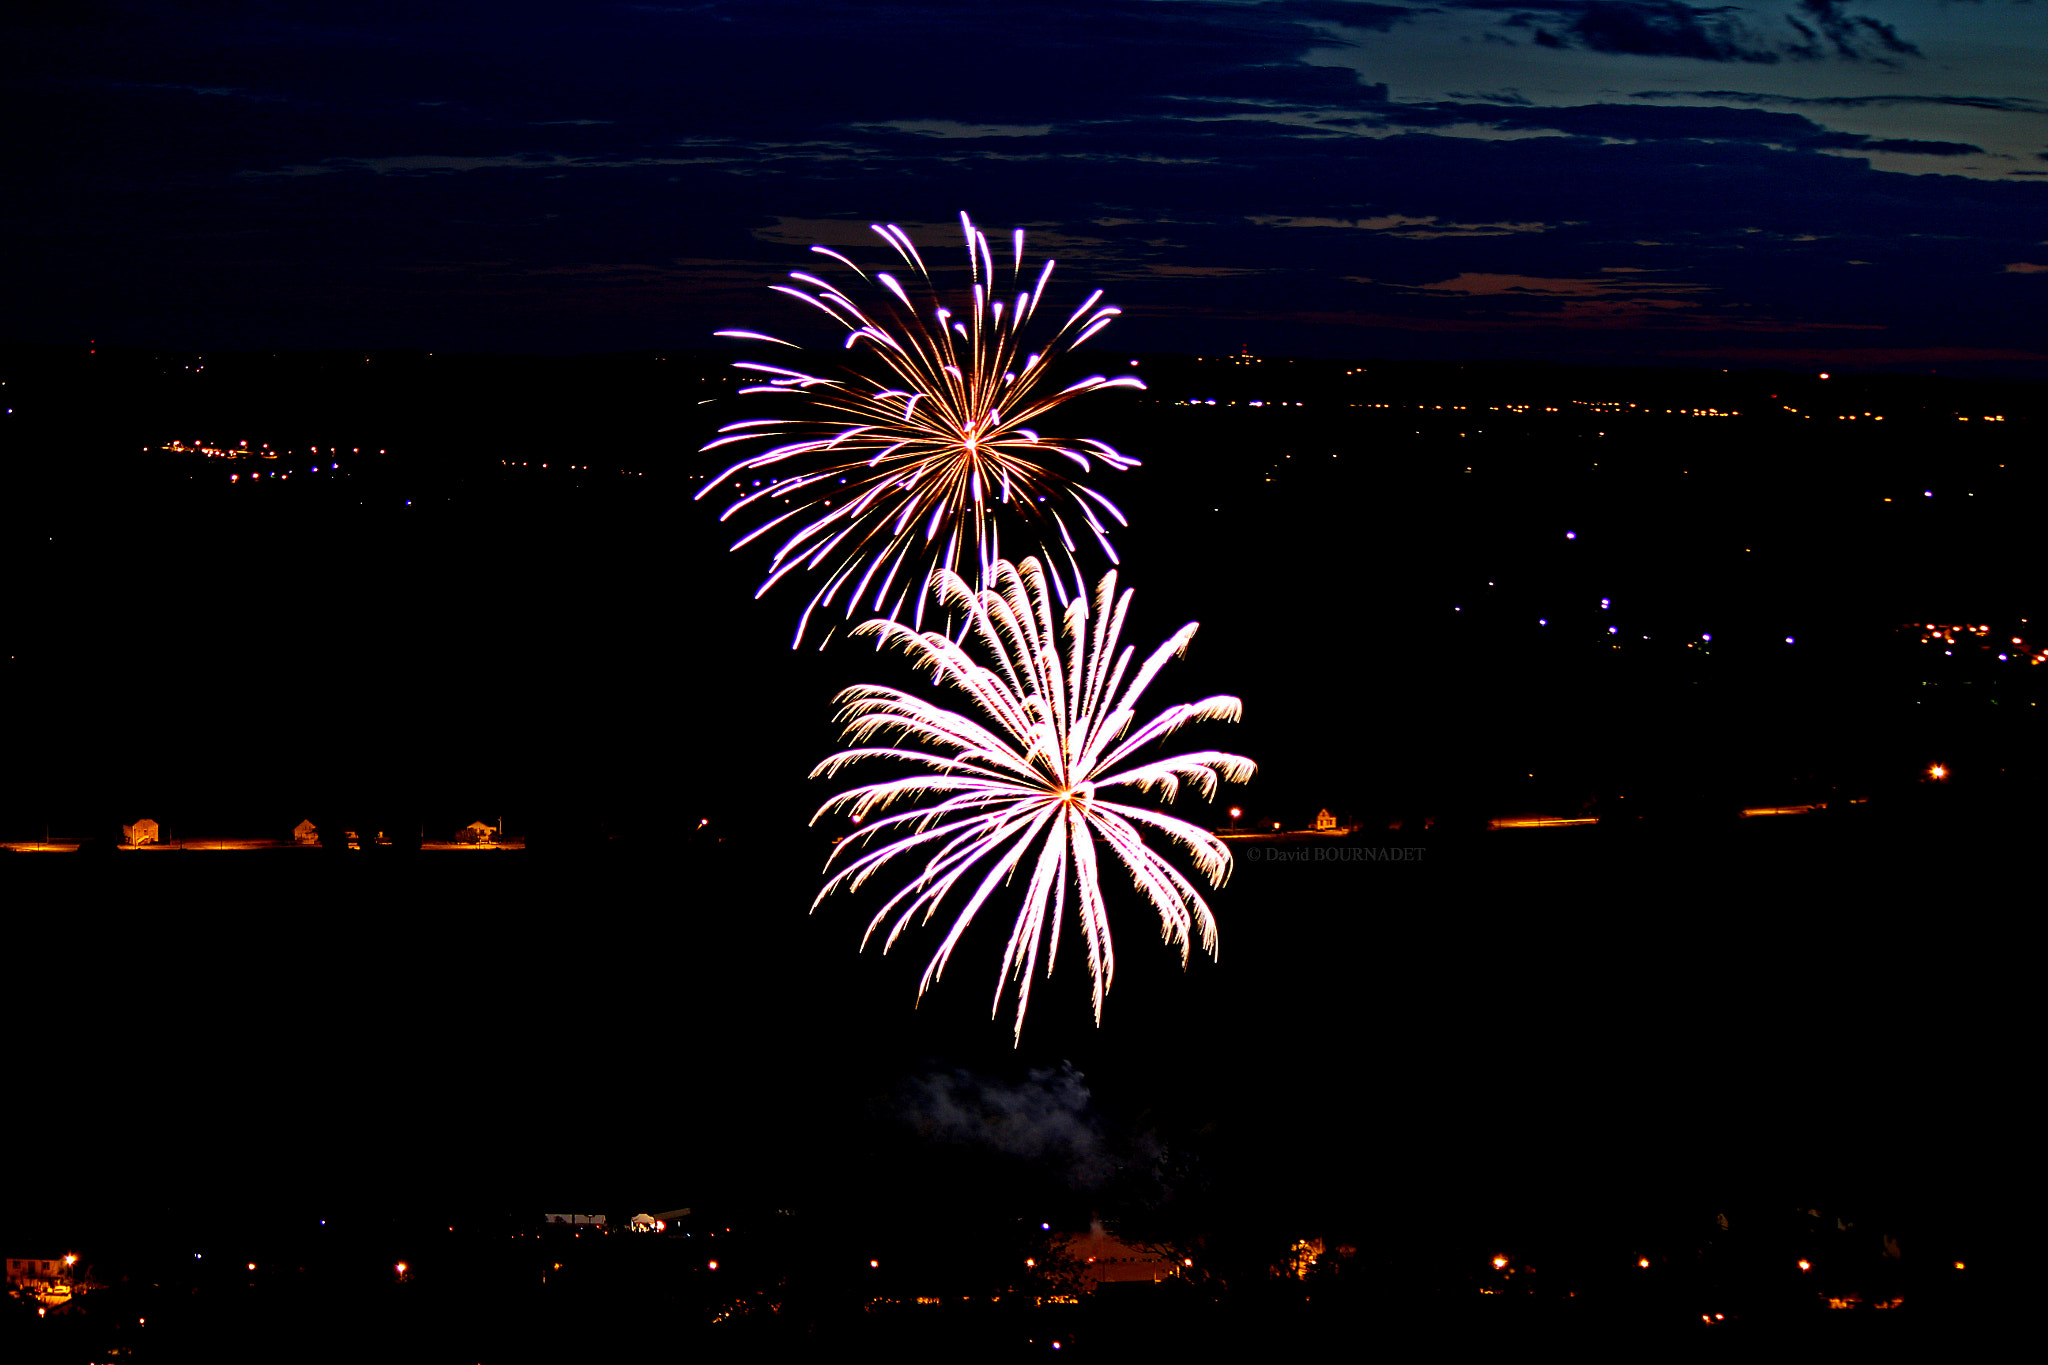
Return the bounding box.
[6,1256,68,1290]
[1314,809,1338,832]
[293,819,318,844]
[122,818,160,846]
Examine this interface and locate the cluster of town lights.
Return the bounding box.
[1908,620,2045,665]
[23,1236,1971,1327]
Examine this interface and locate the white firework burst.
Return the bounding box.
[699,212,1145,646]
[810,556,1254,1042]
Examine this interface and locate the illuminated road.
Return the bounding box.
[1,839,526,852]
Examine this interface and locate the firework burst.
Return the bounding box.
[699,212,1145,646]
[811,557,1254,1042]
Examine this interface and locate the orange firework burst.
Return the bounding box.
[699,212,1144,646]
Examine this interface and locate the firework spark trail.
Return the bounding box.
[810,557,1254,1043]
[699,213,1147,646]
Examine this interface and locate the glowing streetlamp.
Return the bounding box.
[1798,1259,1811,1273]
[1492,1255,1509,1271]
[1228,807,1241,831]
[1929,764,1946,781]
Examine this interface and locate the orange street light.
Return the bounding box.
[1798,1259,1811,1272]
[1492,1255,1509,1271]
[1639,1258,1651,1269]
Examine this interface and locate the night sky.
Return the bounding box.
[8,0,2047,372]
[3,2,2032,1300]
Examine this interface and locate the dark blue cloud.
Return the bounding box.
[1458,0,1927,63]
[1364,97,1982,155]
[1568,1,1783,62]
[1636,89,2044,113]
[2,0,2040,371]
[1786,0,1922,60]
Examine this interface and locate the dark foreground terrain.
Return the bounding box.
[6,802,2021,1360]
